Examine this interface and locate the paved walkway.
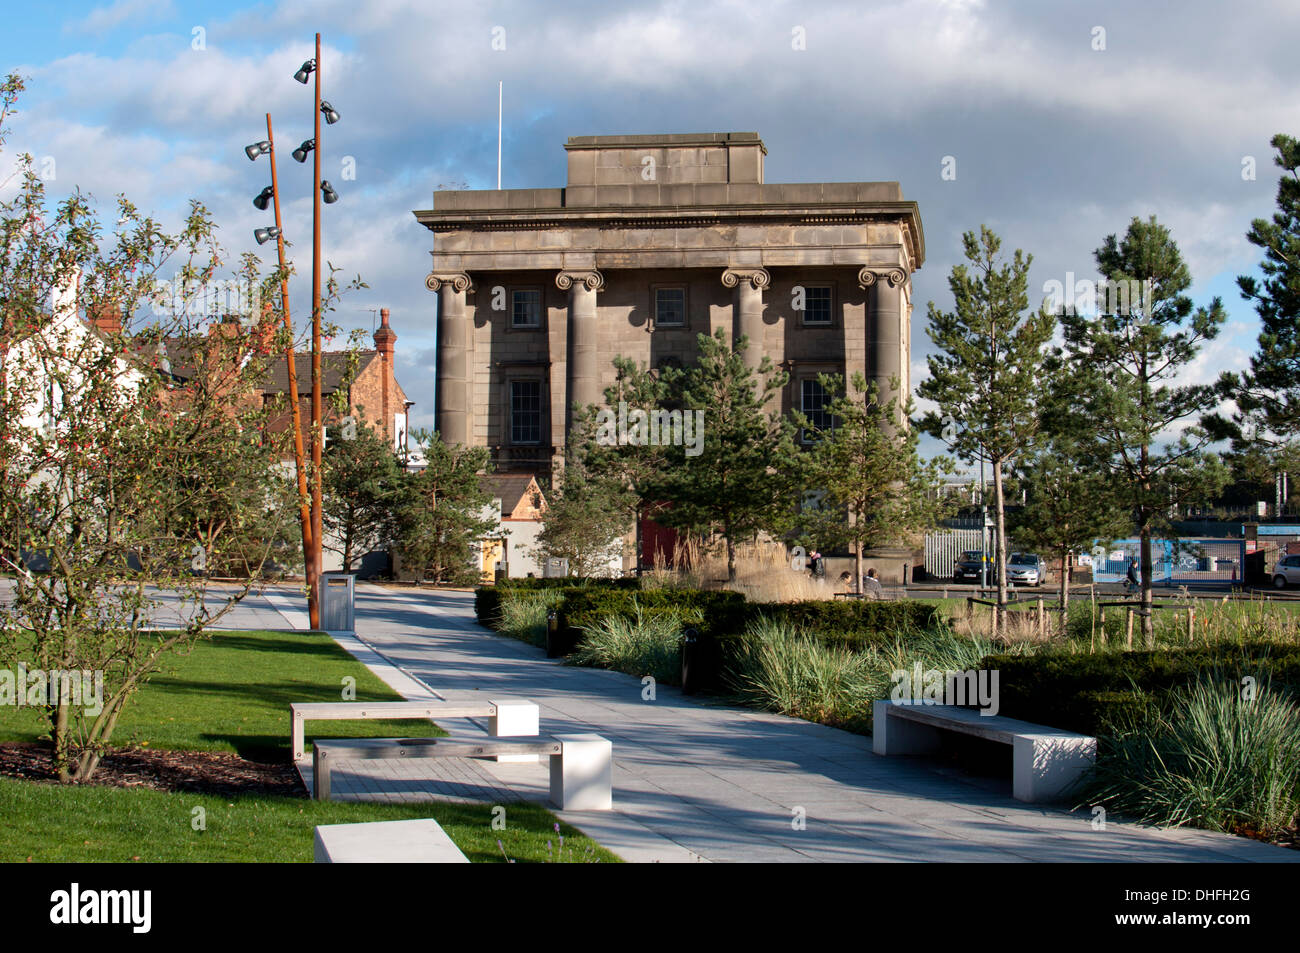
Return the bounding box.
[241,583,1295,864]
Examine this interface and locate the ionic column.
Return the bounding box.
[557,269,604,436]
[426,272,472,446]
[722,267,770,372]
[858,266,908,415]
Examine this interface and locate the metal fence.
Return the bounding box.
[1087,538,1243,587]
[924,529,986,579]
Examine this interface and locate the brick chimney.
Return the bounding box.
[373,307,397,440]
[88,300,122,335]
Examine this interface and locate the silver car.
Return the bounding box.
[1273,554,1300,589]
[1007,553,1043,586]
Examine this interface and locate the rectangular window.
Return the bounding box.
[801,378,833,440]
[510,380,542,444]
[802,285,833,326]
[654,287,686,327]
[511,289,541,328]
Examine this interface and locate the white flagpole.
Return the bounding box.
[497,81,503,190]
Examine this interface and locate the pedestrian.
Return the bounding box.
[862,567,883,600]
[1125,557,1140,594]
[809,550,824,579]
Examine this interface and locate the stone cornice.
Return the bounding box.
[416,203,919,230]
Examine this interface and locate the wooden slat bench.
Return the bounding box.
[871,701,1096,803]
[290,698,538,761]
[313,818,469,863]
[311,734,613,811]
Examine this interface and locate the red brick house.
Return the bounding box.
[258,308,412,457]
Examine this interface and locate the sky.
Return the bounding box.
[1,0,1296,466]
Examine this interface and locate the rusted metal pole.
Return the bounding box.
[266,113,316,625]
[309,31,324,628]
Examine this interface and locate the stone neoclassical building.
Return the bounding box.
[414,132,924,482]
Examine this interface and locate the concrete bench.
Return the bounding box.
[290,698,539,761]
[312,734,613,811]
[314,818,469,863]
[872,701,1096,803]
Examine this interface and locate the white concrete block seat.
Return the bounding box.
[312,733,613,811]
[314,818,469,863]
[872,701,1097,803]
[289,698,539,761]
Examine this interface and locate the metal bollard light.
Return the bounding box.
[681,626,701,695]
[546,609,561,658]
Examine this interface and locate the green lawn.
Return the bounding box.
[0,629,620,863]
[0,629,446,758]
[0,779,614,862]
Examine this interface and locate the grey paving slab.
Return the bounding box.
[239,584,1299,864]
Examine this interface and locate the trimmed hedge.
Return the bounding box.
[982,645,1300,735]
[558,588,747,642]
[498,577,642,591]
[475,577,641,629]
[476,582,951,693]
[755,600,941,649]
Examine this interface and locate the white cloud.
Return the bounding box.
[69,0,175,35]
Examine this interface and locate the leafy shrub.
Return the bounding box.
[983,644,1300,735]
[568,606,685,685]
[1079,675,1300,837]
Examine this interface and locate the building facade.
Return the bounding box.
[415,132,924,482]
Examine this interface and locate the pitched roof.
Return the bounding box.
[479,473,544,518]
[261,351,378,396]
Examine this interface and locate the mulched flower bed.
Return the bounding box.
[0,742,305,798]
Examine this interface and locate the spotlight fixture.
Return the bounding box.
[320,180,339,204]
[254,226,282,245]
[244,140,271,161]
[253,186,274,211]
[292,139,315,163]
[319,100,340,124]
[293,59,316,84]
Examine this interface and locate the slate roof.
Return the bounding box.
[479,473,545,518]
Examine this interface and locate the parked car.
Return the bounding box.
[953,550,994,582]
[1007,552,1043,586]
[1272,554,1300,589]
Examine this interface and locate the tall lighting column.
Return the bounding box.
[310,31,324,628]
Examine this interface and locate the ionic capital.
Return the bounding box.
[721,267,771,291]
[858,266,908,290]
[556,270,605,293]
[425,272,473,294]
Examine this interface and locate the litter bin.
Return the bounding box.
[319,572,356,633]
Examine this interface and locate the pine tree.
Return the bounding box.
[918,226,1055,622]
[1012,358,1128,613]
[648,329,797,582]
[390,430,494,585]
[1210,134,1300,489]
[534,445,630,577]
[795,373,951,592]
[1060,215,1228,643]
[323,418,403,572]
